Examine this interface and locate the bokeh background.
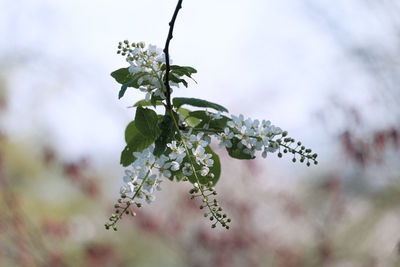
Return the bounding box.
[1,0,400,266]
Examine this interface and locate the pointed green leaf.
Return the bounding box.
[135,106,160,139]
[177,108,201,127]
[173,97,229,113]
[111,68,131,84]
[121,120,156,167]
[119,81,133,99]
[133,99,164,107]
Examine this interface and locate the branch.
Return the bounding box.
[163,0,183,110]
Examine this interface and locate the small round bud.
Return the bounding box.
[199,205,204,209]
[226,226,230,230]
[211,224,216,228]
[136,203,142,208]
[210,216,214,221]
[306,162,311,167]
[114,204,120,208]
[282,131,288,137]
[314,160,318,165]
[278,152,282,158]
[204,213,208,217]
[227,218,231,223]
[297,141,302,146]
[283,149,288,153]
[292,158,296,163]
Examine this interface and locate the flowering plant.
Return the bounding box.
[106,0,318,231]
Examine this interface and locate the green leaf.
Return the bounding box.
[168,73,188,87]
[121,120,156,167]
[133,99,164,107]
[170,65,197,76]
[153,113,177,156]
[120,145,135,166]
[125,121,137,143]
[111,68,131,84]
[119,81,133,99]
[225,137,255,160]
[173,97,229,113]
[135,106,160,139]
[177,108,201,127]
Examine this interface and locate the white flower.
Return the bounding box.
[145,193,155,204]
[200,166,210,176]
[167,141,186,161]
[182,163,193,176]
[142,174,157,193]
[120,181,135,195]
[181,128,193,148]
[192,146,205,164]
[190,132,209,148]
[218,127,234,148]
[236,126,252,147]
[201,153,214,167]
[205,110,222,120]
[123,169,137,183]
[170,161,180,171]
[227,114,244,129]
[155,155,172,178]
[139,86,153,102]
[148,44,161,55]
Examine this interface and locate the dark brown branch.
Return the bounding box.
[163,0,183,110]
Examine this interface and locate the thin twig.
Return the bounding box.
[163,0,183,110]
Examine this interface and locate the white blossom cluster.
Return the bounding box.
[118,41,179,102]
[119,132,215,204]
[216,114,283,158]
[120,145,162,204]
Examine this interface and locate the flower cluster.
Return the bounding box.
[214,114,318,165]
[119,145,162,205]
[110,36,319,230]
[117,41,179,102]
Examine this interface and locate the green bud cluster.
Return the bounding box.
[189,182,231,230]
[271,134,318,166]
[105,193,142,231]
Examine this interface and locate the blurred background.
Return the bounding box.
[1,0,400,266]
